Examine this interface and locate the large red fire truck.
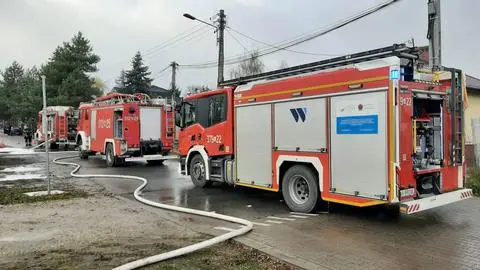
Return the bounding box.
[34,106,78,150]
[177,44,472,214]
[76,92,175,166]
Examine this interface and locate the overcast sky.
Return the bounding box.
[1,0,479,91]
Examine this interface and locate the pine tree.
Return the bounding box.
[114,69,128,93]
[42,31,102,107]
[0,61,25,121]
[2,61,24,87]
[125,52,153,94]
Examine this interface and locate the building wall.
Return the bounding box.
[465,91,480,144]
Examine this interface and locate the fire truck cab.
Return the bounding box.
[177,44,472,214]
[76,92,175,167]
[35,106,78,150]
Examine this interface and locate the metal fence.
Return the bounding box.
[472,118,480,167]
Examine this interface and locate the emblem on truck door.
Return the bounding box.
[290,108,307,122]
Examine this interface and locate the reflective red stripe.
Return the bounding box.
[408,204,420,213]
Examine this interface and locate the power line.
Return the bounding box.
[104,24,207,84]
[143,24,210,59]
[151,65,171,80]
[227,27,340,57]
[179,0,400,69]
[226,29,248,52]
[143,24,204,55]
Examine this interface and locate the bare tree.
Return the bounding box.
[187,85,210,94]
[230,50,265,79]
[279,60,289,69]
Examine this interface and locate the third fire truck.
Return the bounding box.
[177,44,472,214]
[35,106,78,150]
[76,92,175,166]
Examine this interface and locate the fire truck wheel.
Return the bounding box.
[282,165,319,213]
[106,143,118,167]
[189,154,212,188]
[78,149,89,160]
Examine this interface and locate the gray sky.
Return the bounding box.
[1,0,479,91]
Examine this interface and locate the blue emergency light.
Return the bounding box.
[390,69,400,80]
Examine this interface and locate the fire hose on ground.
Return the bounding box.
[52,155,254,270]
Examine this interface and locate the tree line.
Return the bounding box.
[0,30,276,127]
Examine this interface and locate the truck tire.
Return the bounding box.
[282,165,320,213]
[189,154,212,188]
[106,143,117,167]
[78,139,89,160]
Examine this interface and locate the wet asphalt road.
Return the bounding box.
[2,129,479,270]
[64,156,480,270]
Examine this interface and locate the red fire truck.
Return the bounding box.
[76,92,175,166]
[34,106,78,150]
[177,44,472,214]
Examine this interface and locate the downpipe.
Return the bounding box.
[52,155,253,270]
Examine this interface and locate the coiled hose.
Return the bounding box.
[52,155,253,270]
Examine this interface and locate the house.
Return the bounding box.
[148,85,172,99]
[465,75,480,167]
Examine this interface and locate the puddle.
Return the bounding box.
[1,166,42,173]
[0,174,45,181]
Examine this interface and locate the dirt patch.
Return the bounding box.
[0,195,294,270]
[0,186,87,205]
[4,239,294,270]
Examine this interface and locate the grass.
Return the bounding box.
[466,167,480,196]
[3,239,295,270]
[0,186,88,205]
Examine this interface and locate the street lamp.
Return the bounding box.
[183,13,217,29]
[183,10,226,86]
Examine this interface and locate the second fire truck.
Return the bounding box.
[76,92,175,166]
[176,44,472,214]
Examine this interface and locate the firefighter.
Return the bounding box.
[23,123,33,147]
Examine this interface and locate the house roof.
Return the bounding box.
[148,85,170,94]
[466,75,480,91]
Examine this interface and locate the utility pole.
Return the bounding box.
[41,75,50,196]
[170,61,178,105]
[183,10,226,86]
[427,0,441,71]
[216,9,226,86]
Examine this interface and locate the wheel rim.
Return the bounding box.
[192,161,205,182]
[288,175,310,205]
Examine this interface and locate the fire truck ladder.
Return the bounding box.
[219,43,418,86]
[166,100,175,138]
[58,115,66,139]
[446,68,464,166]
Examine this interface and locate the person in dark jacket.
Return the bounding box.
[24,124,33,147]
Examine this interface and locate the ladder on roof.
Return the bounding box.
[446,68,464,166]
[219,43,418,87]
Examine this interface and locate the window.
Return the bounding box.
[114,111,123,138]
[183,100,197,127]
[196,97,210,127]
[181,93,227,128]
[209,94,227,126]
